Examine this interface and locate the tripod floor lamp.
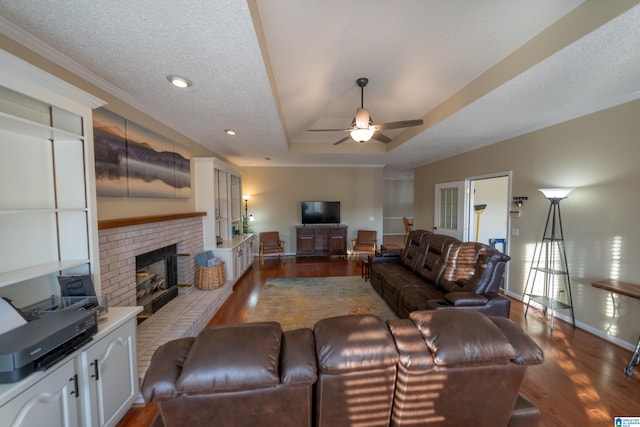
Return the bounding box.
[524,188,576,329]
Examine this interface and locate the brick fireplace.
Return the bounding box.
[97,214,204,307]
[97,213,237,377]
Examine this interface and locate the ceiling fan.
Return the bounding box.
[308,77,424,145]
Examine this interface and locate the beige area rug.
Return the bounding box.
[248,276,398,330]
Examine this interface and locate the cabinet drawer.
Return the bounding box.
[297,227,314,236]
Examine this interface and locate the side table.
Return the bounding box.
[592,279,640,376]
[362,258,370,281]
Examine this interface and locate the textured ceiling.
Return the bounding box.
[1,0,639,177]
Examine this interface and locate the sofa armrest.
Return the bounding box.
[280,328,317,385]
[444,292,489,307]
[141,337,195,402]
[490,317,544,365]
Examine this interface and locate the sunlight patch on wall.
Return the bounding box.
[603,236,623,329]
[609,236,622,280]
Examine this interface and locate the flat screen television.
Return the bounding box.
[301,201,341,225]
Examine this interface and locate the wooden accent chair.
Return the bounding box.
[403,216,414,244]
[259,231,285,264]
[351,230,377,258]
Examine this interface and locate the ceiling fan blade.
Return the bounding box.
[372,132,392,144]
[373,119,424,131]
[333,136,352,145]
[308,128,350,132]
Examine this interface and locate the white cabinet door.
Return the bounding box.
[243,239,254,270]
[1,359,81,427]
[81,320,138,427]
[232,246,241,280]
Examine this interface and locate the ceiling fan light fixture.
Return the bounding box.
[351,127,375,143]
[355,108,370,128]
[307,77,423,145]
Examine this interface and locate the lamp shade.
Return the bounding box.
[539,188,574,199]
[350,127,375,143]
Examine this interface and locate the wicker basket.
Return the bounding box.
[195,262,226,290]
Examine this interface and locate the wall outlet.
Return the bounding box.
[511,228,520,236]
[368,216,374,221]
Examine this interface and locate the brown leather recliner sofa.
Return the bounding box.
[370,229,511,318]
[142,310,544,427]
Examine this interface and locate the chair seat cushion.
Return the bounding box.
[353,243,374,252]
[262,245,283,254]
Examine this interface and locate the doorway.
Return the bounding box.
[434,172,511,291]
[467,175,510,247]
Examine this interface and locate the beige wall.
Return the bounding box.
[414,98,640,348]
[242,166,384,253]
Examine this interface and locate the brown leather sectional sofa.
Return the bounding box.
[142,310,543,427]
[370,229,512,318]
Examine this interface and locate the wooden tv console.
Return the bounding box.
[296,225,347,258]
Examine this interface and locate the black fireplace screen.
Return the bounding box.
[135,244,178,321]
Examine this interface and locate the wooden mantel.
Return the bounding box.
[98,212,207,230]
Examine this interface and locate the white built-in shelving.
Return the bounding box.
[194,157,253,283]
[0,50,104,306]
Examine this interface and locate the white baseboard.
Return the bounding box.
[505,290,636,352]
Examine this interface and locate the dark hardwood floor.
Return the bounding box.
[118,256,640,427]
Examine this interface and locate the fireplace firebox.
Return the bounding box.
[135,244,179,322]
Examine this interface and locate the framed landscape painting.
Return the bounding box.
[93,108,128,197]
[93,108,191,198]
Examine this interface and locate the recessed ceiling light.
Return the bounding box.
[166,74,193,88]
[224,129,237,136]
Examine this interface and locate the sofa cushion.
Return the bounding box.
[177,322,283,394]
[438,242,487,292]
[414,233,453,284]
[314,314,398,373]
[460,250,511,294]
[382,270,434,312]
[409,310,516,366]
[398,285,447,317]
[400,230,430,271]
